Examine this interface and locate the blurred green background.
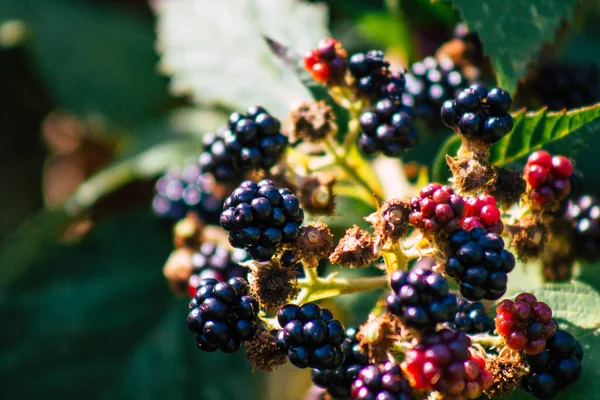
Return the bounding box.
[1,0,599,399]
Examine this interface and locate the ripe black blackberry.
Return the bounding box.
[152,164,224,223]
[446,228,516,301]
[386,268,457,331]
[187,277,259,353]
[441,84,513,143]
[311,327,369,399]
[275,303,346,369]
[358,97,417,157]
[187,242,249,297]
[350,361,415,400]
[348,50,405,101]
[220,180,304,262]
[530,63,599,111]
[565,195,600,261]
[402,56,470,122]
[199,107,288,182]
[522,330,584,399]
[450,297,494,334]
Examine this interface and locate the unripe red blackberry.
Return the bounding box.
[275,303,346,370]
[187,277,259,353]
[564,195,600,261]
[303,38,348,85]
[409,183,466,236]
[462,194,503,234]
[386,268,457,331]
[524,151,573,207]
[401,328,493,397]
[350,362,415,400]
[495,293,557,355]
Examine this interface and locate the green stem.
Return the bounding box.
[470,333,503,348]
[296,274,389,304]
[381,243,409,274]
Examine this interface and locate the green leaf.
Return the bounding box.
[452,0,579,94]
[153,0,330,119]
[431,104,600,182]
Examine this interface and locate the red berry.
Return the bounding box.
[495,312,514,336]
[487,221,504,234]
[527,150,552,168]
[511,301,532,320]
[462,216,484,230]
[311,63,330,83]
[552,179,571,200]
[433,189,451,203]
[421,198,436,217]
[316,37,337,61]
[303,50,319,70]
[506,331,527,350]
[465,197,483,217]
[551,155,573,179]
[478,194,496,207]
[515,293,537,304]
[532,302,552,323]
[530,187,554,205]
[497,299,514,313]
[424,218,441,233]
[525,164,549,188]
[524,338,546,355]
[435,203,454,223]
[480,205,501,225]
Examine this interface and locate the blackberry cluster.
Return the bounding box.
[152,164,224,223]
[187,242,249,297]
[446,228,516,301]
[303,38,347,85]
[358,98,417,157]
[199,107,288,182]
[462,194,503,234]
[348,50,405,100]
[386,268,457,331]
[275,303,346,369]
[350,362,415,400]
[220,180,304,262]
[311,327,369,399]
[495,293,557,355]
[402,328,493,397]
[530,63,599,111]
[402,56,470,121]
[522,330,584,399]
[565,195,600,261]
[441,84,513,143]
[524,150,573,207]
[409,183,466,236]
[450,297,495,334]
[187,277,259,353]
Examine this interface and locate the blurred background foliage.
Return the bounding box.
[1,0,600,399]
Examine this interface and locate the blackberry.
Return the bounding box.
[187,242,249,297]
[402,56,471,122]
[495,293,557,355]
[565,195,600,261]
[304,38,348,85]
[220,180,304,262]
[401,328,493,396]
[350,361,415,400]
[349,50,405,101]
[311,327,369,399]
[409,183,466,236]
[187,277,259,353]
[275,303,346,369]
[530,63,599,111]
[199,107,288,182]
[524,150,573,207]
[462,194,503,234]
[386,268,457,331]
[152,164,224,223]
[523,330,584,399]
[446,228,516,301]
[358,98,417,157]
[450,297,494,334]
[441,84,513,143]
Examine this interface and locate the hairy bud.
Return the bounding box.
[329,225,377,268]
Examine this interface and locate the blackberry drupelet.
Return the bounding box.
[409,183,466,236]
[187,242,249,297]
[522,330,584,399]
[462,194,503,234]
[524,150,573,207]
[199,107,288,181]
[401,328,493,396]
[386,268,457,331]
[187,277,259,353]
[495,293,557,355]
[350,361,415,400]
[152,163,225,223]
[451,297,495,334]
[358,97,417,157]
[348,50,405,101]
[220,179,304,262]
[441,84,513,143]
[446,228,516,301]
[565,195,600,261]
[311,327,369,399]
[402,56,470,121]
[275,303,346,369]
[530,63,599,111]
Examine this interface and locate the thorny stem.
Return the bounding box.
[295,273,389,304]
